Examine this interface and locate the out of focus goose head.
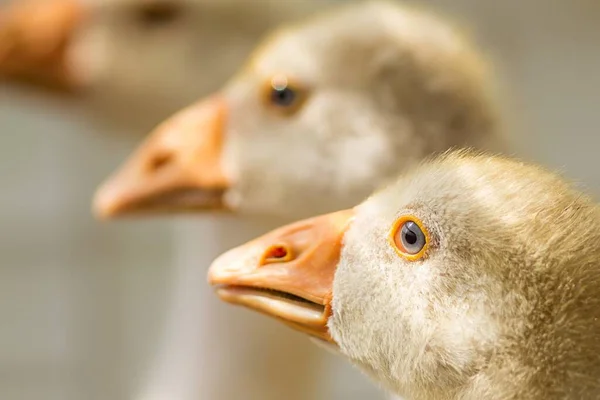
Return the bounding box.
[0,0,325,127]
[93,1,507,219]
[0,0,83,92]
[208,150,600,399]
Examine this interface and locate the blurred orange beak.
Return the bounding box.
[93,95,230,219]
[208,209,355,343]
[0,0,86,93]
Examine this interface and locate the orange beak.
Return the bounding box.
[93,95,230,219]
[208,209,355,343]
[0,0,86,93]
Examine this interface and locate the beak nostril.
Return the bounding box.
[147,151,174,173]
[270,246,288,259]
[260,244,294,266]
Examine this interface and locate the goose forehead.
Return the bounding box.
[362,156,530,219]
[251,31,320,81]
[249,5,392,83]
[357,166,460,222]
[248,3,473,92]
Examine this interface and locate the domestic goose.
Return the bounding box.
[209,150,600,400]
[1,0,328,132]
[94,0,507,220]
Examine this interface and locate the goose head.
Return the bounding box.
[0,0,324,124]
[93,1,506,220]
[208,150,600,399]
[0,0,84,92]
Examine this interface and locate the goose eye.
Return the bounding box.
[135,2,182,27]
[263,75,306,115]
[390,216,429,261]
[271,86,296,107]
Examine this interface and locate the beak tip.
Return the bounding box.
[92,207,113,221]
[206,262,222,287]
[206,246,248,288]
[92,186,120,220]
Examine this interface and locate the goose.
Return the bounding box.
[0,0,329,132]
[93,0,507,220]
[208,150,600,400]
[91,2,509,399]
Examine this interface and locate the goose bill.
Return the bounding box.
[93,95,230,218]
[208,209,355,344]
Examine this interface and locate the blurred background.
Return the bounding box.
[1,0,598,399]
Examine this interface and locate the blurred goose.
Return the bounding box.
[0,0,327,131]
[209,150,600,400]
[0,0,82,92]
[93,0,507,219]
[1,1,337,400]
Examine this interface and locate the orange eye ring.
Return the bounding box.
[260,244,294,266]
[389,215,430,261]
[261,74,307,116]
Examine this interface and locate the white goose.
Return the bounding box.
[209,150,600,400]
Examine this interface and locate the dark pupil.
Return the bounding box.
[271,87,296,107]
[138,3,181,26]
[404,228,418,245]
